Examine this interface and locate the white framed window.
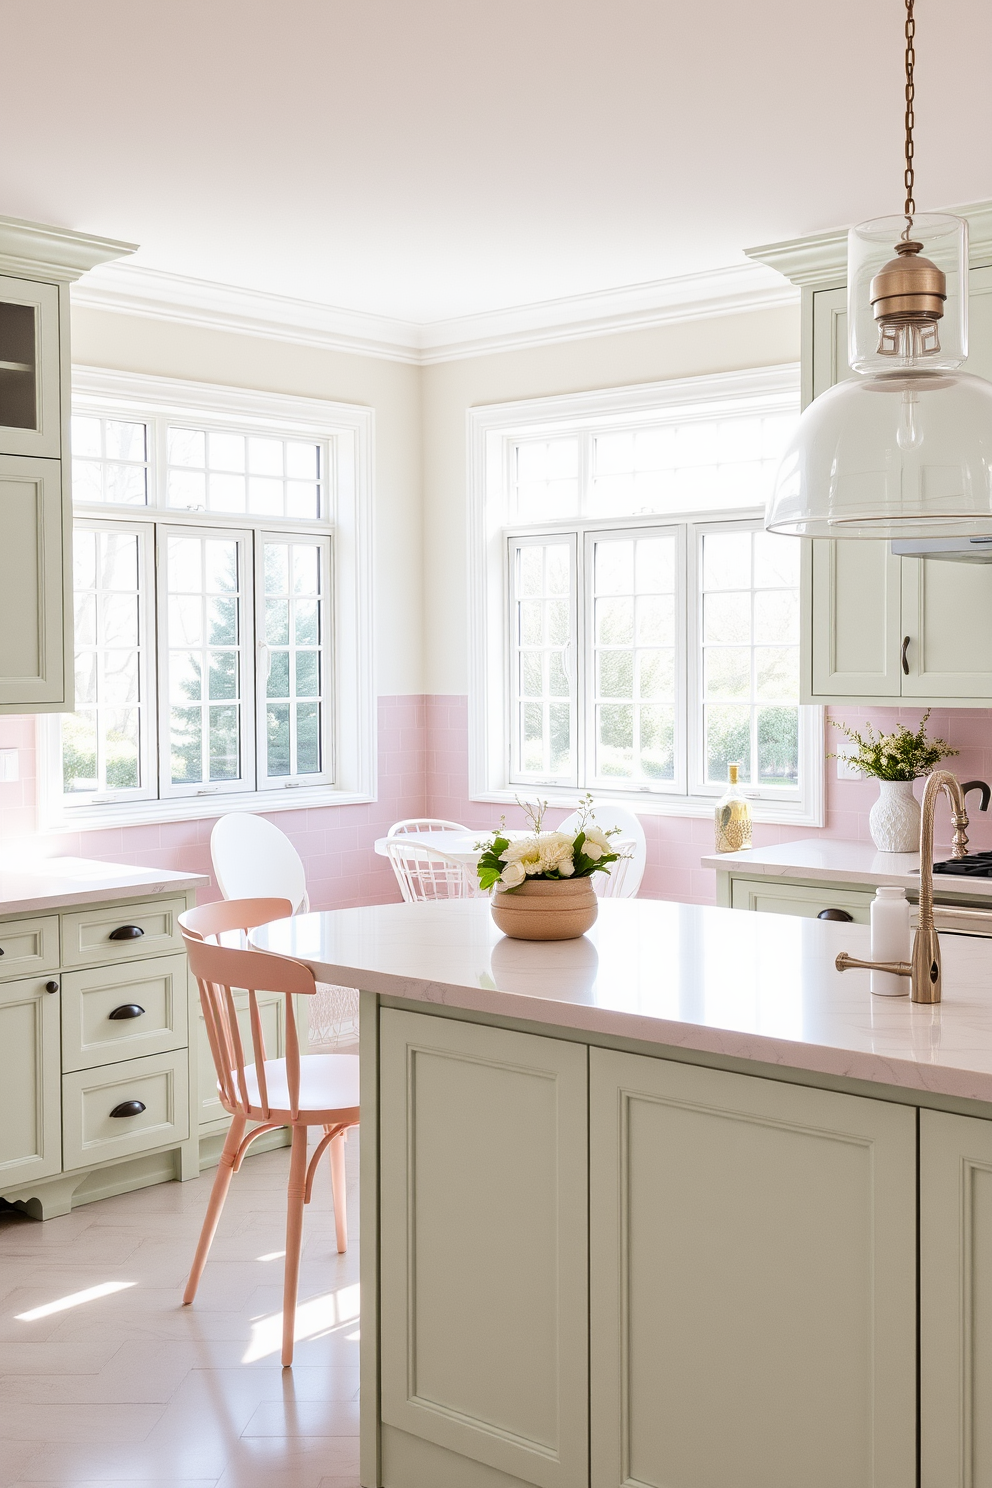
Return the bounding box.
[469,365,823,825]
[41,368,374,830]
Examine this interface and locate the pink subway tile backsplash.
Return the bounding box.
[1,694,990,912]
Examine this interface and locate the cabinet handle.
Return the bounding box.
[0,946,5,956]
[108,1003,145,1020]
[901,635,910,675]
[817,907,855,923]
[109,924,145,941]
[109,1099,146,1119]
[45,980,59,994]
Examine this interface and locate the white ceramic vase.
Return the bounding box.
[868,778,921,854]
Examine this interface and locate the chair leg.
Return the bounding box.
[329,1129,348,1254]
[183,1112,246,1306]
[282,1124,309,1368]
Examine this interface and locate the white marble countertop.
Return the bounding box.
[700,837,992,898]
[252,898,992,1107]
[0,857,209,915]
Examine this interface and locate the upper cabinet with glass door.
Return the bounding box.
[748,200,992,707]
[0,217,135,714]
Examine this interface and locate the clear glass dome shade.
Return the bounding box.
[766,370,992,538]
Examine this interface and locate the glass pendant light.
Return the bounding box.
[766,0,992,539]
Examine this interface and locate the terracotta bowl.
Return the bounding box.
[490,876,598,940]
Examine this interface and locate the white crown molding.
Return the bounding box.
[72,258,798,366]
[0,213,136,284]
[747,199,992,288]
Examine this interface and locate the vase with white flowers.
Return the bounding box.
[829,710,958,853]
[477,796,625,940]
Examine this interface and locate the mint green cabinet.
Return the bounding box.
[0,973,61,1186]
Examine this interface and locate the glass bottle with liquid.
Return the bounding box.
[714,763,752,854]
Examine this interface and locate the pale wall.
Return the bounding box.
[421,303,801,694]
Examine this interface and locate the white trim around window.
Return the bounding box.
[38,367,375,831]
[467,364,824,826]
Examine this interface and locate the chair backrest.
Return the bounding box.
[210,814,309,913]
[385,839,475,902]
[557,802,647,898]
[180,898,311,1122]
[387,818,468,836]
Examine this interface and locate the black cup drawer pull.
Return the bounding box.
[109,1003,145,1020]
[109,1099,146,1119]
[109,924,145,941]
[817,907,855,922]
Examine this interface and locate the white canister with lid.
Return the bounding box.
[870,886,912,996]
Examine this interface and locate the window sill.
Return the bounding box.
[469,786,824,829]
[39,785,375,834]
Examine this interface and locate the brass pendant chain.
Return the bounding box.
[902,0,916,240]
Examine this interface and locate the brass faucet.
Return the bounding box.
[835,769,970,1004]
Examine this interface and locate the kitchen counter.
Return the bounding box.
[700,836,992,897]
[0,856,208,914]
[252,897,992,1108]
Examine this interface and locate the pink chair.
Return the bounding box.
[179,898,359,1367]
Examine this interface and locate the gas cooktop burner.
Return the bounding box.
[933,850,992,877]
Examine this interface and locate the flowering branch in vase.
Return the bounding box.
[475,794,625,893]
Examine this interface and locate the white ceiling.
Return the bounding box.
[4,0,992,327]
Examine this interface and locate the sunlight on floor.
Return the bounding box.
[242,1281,360,1362]
[16,1280,135,1321]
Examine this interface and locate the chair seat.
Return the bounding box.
[239,1051,360,1119]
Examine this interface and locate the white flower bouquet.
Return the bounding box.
[476,796,624,893]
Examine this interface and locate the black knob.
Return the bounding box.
[108,1003,145,1020]
[0,946,5,955]
[45,980,59,994]
[109,924,144,941]
[109,1099,146,1119]
[817,907,855,923]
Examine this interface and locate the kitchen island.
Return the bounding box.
[255,899,992,1488]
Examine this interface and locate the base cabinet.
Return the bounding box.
[0,974,61,1186]
[373,1008,992,1488]
[590,1049,916,1488]
[921,1109,992,1487]
[378,1008,588,1488]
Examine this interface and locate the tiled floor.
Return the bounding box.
[0,1133,361,1488]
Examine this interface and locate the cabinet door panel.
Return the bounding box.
[810,536,902,697]
[590,1049,916,1488]
[0,454,66,708]
[920,1108,992,1488]
[379,1008,588,1488]
[0,275,60,459]
[902,555,992,698]
[0,975,61,1186]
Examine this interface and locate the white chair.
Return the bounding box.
[558,802,647,897]
[386,838,476,902]
[387,818,469,836]
[210,814,359,1050]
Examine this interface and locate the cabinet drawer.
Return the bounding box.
[730,878,874,924]
[0,915,59,981]
[62,1049,189,1171]
[60,898,186,968]
[61,954,190,1073]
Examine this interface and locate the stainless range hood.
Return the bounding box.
[891,537,992,563]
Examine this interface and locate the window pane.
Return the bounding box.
[261,539,328,778]
[509,540,576,784]
[166,427,325,521]
[699,528,801,789]
[512,440,580,521]
[590,532,678,788]
[163,533,245,788]
[71,417,150,506]
[62,525,148,799]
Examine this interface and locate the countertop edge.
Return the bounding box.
[0,871,210,916]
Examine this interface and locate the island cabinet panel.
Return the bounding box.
[589,1049,917,1488]
[378,1008,589,1488]
[920,1109,992,1488]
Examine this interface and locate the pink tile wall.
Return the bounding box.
[0,696,427,908]
[2,695,990,910]
[424,696,992,906]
